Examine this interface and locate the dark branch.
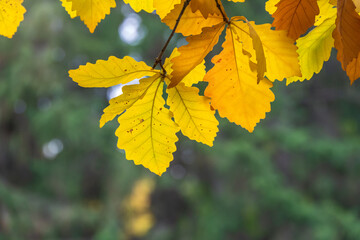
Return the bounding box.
[152,0,192,73]
[214,0,229,23]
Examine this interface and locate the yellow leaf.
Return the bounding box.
[162,0,223,36]
[314,0,337,26]
[265,0,279,15]
[166,83,218,146]
[164,48,206,86]
[65,0,116,33]
[231,20,300,81]
[169,22,226,88]
[61,0,76,19]
[123,0,155,13]
[115,75,179,176]
[271,0,320,40]
[100,76,157,127]
[69,56,159,88]
[153,0,181,19]
[233,17,267,84]
[164,48,217,146]
[227,0,245,2]
[287,13,336,85]
[0,0,26,38]
[204,25,275,132]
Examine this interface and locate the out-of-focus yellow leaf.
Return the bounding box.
[287,13,336,85]
[124,178,155,237]
[61,0,76,18]
[69,56,158,88]
[162,0,223,36]
[169,22,226,88]
[115,75,179,176]
[64,0,116,33]
[0,0,26,38]
[204,24,275,132]
[123,0,155,13]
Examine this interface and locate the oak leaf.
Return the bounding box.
[69,56,158,88]
[204,23,275,132]
[63,0,116,33]
[314,0,337,26]
[61,0,76,18]
[271,0,320,40]
[333,0,360,83]
[123,0,155,13]
[162,0,223,36]
[231,19,301,81]
[115,75,179,176]
[287,10,336,84]
[0,0,26,38]
[154,0,181,19]
[190,0,221,18]
[169,22,226,88]
[164,50,218,146]
[167,83,218,146]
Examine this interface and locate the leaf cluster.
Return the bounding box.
[1,0,360,175]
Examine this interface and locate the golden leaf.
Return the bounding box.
[63,0,116,33]
[162,0,223,36]
[0,0,26,38]
[69,56,159,88]
[204,24,275,132]
[169,22,226,88]
[123,0,155,13]
[287,12,336,84]
[115,75,179,176]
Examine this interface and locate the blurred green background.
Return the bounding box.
[1,0,360,239]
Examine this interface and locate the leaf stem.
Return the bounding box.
[152,0,192,73]
[215,0,229,24]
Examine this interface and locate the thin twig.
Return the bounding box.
[152,0,192,73]
[214,0,229,23]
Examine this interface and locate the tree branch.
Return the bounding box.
[152,0,192,73]
[215,0,229,23]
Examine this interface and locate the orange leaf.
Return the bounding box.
[168,22,226,88]
[204,25,275,132]
[162,0,223,36]
[333,0,360,70]
[272,0,320,40]
[346,53,360,84]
